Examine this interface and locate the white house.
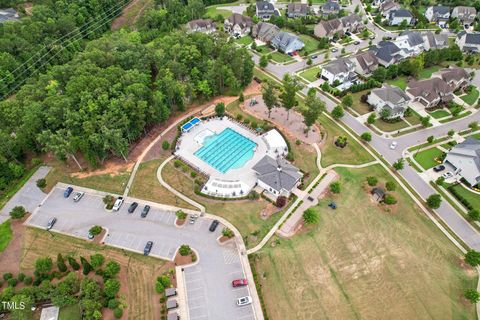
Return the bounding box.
[444,137,480,187]
[424,6,450,27]
[451,6,477,28]
[456,31,480,53]
[320,58,356,85]
[367,85,411,119]
[394,31,425,57]
[224,13,253,38]
[388,9,414,26]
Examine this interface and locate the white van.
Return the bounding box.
[112,197,124,211]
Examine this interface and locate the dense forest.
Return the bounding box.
[0,0,253,189]
[0,0,130,97]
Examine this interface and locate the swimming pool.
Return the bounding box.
[194,128,257,173]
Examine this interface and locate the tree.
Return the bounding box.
[35,257,53,275]
[469,121,478,131]
[393,158,404,170]
[260,55,269,68]
[80,256,93,275]
[335,136,348,148]
[330,182,341,194]
[215,102,225,117]
[279,74,301,120]
[104,279,121,298]
[436,176,445,186]
[302,88,325,136]
[366,176,378,186]
[385,181,396,191]
[162,141,170,150]
[367,113,376,124]
[384,194,397,205]
[262,81,277,118]
[465,250,480,266]
[114,308,124,319]
[360,132,372,142]
[89,225,102,236]
[468,209,480,222]
[372,67,387,82]
[179,245,192,256]
[57,253,68,273]
[341,94,353,108]
[465,289,480,303]
[421,115,431,127]
[275,196,287,207]
[104,261,121,278]
[448,129,455,137]
[331,105,344,120]
[427,136,434,143]
[10,206,26,219]
[426,194,442,209]
[380,108,391,120]
[306,58,313,67]
[176,210,187,220]
[67,256,80,271]
[90,254,105,269]
[36,178,46,189]
[302,208,319,225]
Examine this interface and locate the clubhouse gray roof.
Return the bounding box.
[252,155,302,192]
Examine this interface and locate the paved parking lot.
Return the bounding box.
[27,186,256,320]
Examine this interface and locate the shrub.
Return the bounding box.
[248,191,259,200]
[36,178,46,189]
[385,181,396,191]
[7,278,17,287]
[158,275,171,288]
[222,228,234,238]
[384,194,397,205]
[239,92,244,102]
[426,194,442,209]
[435,176,445,186]
[3,273,13,281]
[330,182,341,194]
[90,254,105,269]
[176,210,187,220]
[465,289,480,303]
[295,139,301,145]
[24,276,33,285]
[57,253,68,273]
[427,136,434,143]
[17,273,25,282]
[190,171,197,178]
[360,132,371,142]
[35,257,53,275]
[104,279,121,298]
[366,176,378,186]
[67,256,80,271]
[155,281,165,294]
[179,245,191,256]
[162,141,170,150]
[465,250,480,266]
[275,196,287,207]
[303,208,319,225]
[215,102,225,116]
[10,206,26,219]
[113,308,123,319]
[89,225,102,236]
[108,299,119,309]
[103,195,115,209]
[236,114,243,121]
[468,209,480,222]
[104,261,121,278]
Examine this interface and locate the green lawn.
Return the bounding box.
[252,165,476,320]
[350,90,372,115]
[386,77,408,90]
[419,66,441,79]
[449,184,480,210]
[59,304,82,320]
[299,66,321,82]
[256,45,273,55]
[0,220,12,253]
[204,6,232,19]
[460,88,480,106]
[374,119,410,132]
[413,147,444,170]
[270,51,293,63]
[235,36,253,46]
[404,110,422,125]
[429,109,450,119]
[299,34,320,53]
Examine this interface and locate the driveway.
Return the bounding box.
[27,186,256,320]
[0,166,50,223]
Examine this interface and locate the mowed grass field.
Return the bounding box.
[21,228,171,320]
[252,165,477,320]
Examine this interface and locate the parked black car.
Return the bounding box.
[141,205,150,218]
[144,241,153,256]
[433,165,445,172]
[128,202,138,213]
[64,187,73,198]
[209,220,220,232]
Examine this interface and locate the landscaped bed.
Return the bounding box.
[413,147,444,170]
[448,183,480,211]
[251,165,476,320]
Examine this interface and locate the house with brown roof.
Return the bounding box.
[224,13,253,38]
[340,14,364,33]
[379,0,401,17]
[349,51,379,75]
[433,67,470,91]
[252,22,280,43]
[452,6,476,28]
[186,19,216,34]
[287,3,309,18]
[406,78,454,108]
[314,18,343,38]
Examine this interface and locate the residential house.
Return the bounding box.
[0,8,19,23]
[321,0,340,17]
[320,58,356,85]
[252,22,280,43]
[373,0,387,7]
[252,155,303,197]
[456,31,480,53]
[186,19,216,34]
[422,31,449,50]
[451,6,477,28]
[287,3,309,18]
[379,0,401,17]
[388,9,414,26]
[371,41,406,66]
[271,31,305,54]
[314,18,344,38]
[256,1,277,20]
[433,67,470,91]
[340,14,364,33]
[224,13,253,38]
[424,6,450,27]
[349,51,379,75]
[444,137,480,187]
[406,77,454,108]
[367,85,411,119]
[394,31,425,56]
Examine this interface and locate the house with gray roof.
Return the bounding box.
[349,51,379,75]
[252,155,302,197]
[256,1,278,20]
[367,85,411,119]
[320,58,356,85]
[321,0,340,16]
[252,22,280,43]
[0,8,19,23]
[224,13,253,38]
[425,6,450,27]
[287,3,309,18]
[406,77,454,108]
[186,19,216,34]
[422,31,449,50]
[379,0,401,17]
[271,31,305,54]
[314,18,344,38]
[388,9,414,26]
[394,31,425,56]
[371,41,406,66]
[452,6,477,28]
[445,137,480,187]
[456,31,480,53]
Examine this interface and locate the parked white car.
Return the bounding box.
[390,141,398,150]
[236,296,252,306]
[442,172,454,179]
[112,196,124,211]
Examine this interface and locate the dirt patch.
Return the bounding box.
[111,0,153,31]
[219,236,233,243]
[0,217,28,275]
[260,202,282,220]
[174,251,196,266]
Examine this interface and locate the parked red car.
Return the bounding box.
[232,279,248,287]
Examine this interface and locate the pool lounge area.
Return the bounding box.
[181,117,201,133]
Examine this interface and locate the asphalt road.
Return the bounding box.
[28,186,256,320]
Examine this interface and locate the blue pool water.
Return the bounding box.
[194,128,256,173]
